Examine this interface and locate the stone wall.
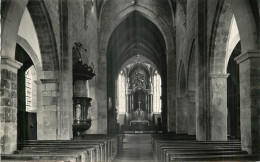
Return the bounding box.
[37,79,59,140]
[1,57,22,154]
[68,0,99,134]
[44,0,61,62]
[175,0,198,134]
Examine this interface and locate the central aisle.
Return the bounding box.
[114,134,155,162]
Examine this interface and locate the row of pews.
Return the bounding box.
[152,134,259,161]
[2,134,123,162]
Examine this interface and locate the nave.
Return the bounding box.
[1,0,260,161]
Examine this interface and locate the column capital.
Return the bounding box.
[235,50,260,64]
[1,56,22,73]
[209,73,229,79]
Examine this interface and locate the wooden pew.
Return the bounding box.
[1,153,80,162]
[18,140,107,162]
[151,134,259,162]
[2,134,122,162]
[154,141,241,160]
[16,145,97,162]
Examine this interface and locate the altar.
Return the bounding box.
[128,101,151,131]
[130,120,149,126]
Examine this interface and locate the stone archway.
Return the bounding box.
[17,36,43,78]
[1,0,61,154]
[178,62,187,97]
[208,0,233,141]
[2,0,59,71]
[27,0,59,71]
[210,0,260,153]
[97,4,174,133]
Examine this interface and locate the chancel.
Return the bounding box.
[1,0,260,161]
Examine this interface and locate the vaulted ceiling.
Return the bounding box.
[107,11,166,75]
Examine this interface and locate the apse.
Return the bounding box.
[116,59,162,133]
[107,11,166,133]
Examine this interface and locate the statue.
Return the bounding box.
[75,104,81,120]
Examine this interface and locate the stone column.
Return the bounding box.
[209,73,229,141]
[187,91,196,135]
[131,95,133,112]
[167,48,176,133]
[1,56,22,154]
[126,94,129,113]
[150,95,153,113]
[176,97,188,134]
[235,51,260,154]
[148,95,150,113]
[128,95,131,113]
[129,95,132,113]
[151,95,153,112]
[38,78,59,140]
[146,95,148,112]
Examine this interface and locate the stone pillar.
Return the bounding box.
[146,95,148,112]
[167,48,176,133]
[128,95,131,113]
[131,95,133,112]
[129,95,132,113]
[126,94,129,113]
[148,95,150,113]
[150,95,153,113]
[209,73,229,141]
[151,95,153,112]
[1,57,22,154]
[176,97,188,134]
[38,78,59,140]
[187,91,196,135]
[235,51,260,154]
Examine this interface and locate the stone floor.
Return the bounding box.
[114,134,155,162]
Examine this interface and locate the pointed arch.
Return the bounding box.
[187,39,196,91]
[178,61,187,97]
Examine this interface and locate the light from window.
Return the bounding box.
[153,71,161,113]
[25,66,37,112]
[118,72,126,113]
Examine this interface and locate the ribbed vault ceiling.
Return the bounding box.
[107,11,166,74]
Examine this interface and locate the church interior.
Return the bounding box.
[1,0,260,161]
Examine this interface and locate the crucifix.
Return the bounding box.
[138,101,141,111]
[138,100,142,121]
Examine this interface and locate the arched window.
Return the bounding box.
[25,65,37,112]
[153,71,161,113]
[118,71,126,113]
